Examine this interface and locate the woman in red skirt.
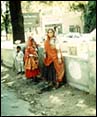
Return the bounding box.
[24,36,40,81]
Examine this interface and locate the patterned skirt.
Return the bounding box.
[25,68,40,79]
[25,57,40,79]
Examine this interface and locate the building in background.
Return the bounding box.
[41,11,84,36]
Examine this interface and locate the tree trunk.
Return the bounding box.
[9,1,25,44]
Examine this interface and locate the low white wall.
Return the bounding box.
[1,48,14,67]
[1,41,96,95]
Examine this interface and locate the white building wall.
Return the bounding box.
[41,11,84,35]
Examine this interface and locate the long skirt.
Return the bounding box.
[42,62,56,84]
[25,68,40,79]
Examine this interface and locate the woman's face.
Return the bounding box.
[27,37,33,46]
[47,29,54,38]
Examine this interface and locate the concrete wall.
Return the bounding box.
[64,57,89,92]
[1,43,25,67]
[1,41,96,95]
[88,42,96,95]
[1,48,14,67]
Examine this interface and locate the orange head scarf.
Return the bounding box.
[26,36,34,47]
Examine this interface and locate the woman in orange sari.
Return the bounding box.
[24,36,40,81]
[42,28,65,89]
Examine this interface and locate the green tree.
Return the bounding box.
[1,1,10,33]
[84,1,96,33]
[9,1,25,44]
[69,1,96,33]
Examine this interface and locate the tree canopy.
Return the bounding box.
[70,1,96,33]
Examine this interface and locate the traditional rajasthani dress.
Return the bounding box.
[42,36,65,87]
[24,37,40,79]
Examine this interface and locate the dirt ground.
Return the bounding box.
[1,64,96,116]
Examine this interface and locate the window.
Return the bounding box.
[69,25,81,33]
[69,25,75,32]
